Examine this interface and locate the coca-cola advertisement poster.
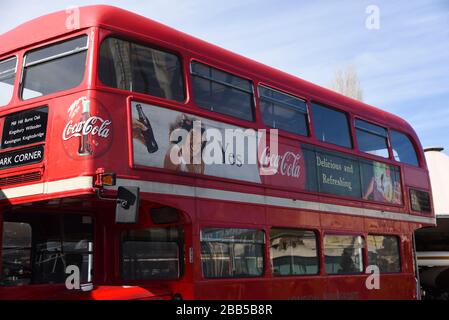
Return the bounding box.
[130,101,402,205]
[131,101,262,183]
[62,97,113,159]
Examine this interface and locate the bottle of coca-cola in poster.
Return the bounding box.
[78,99,93,156]
[136,104,158,153]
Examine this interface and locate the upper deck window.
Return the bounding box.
[259,85,308,136]
[311,102,352,148]
[21,36,88,100]
[191,61,255,122]
[0,57,17,106]
[390,130,419,166]
[99,37,185,102]
[355,119,389,158]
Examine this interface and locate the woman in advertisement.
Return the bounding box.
[163,114,206,175]
[363,162,401,204]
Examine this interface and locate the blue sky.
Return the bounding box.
[1,0,448,152]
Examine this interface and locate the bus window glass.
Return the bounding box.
[270,228,318,276]
[311,103,352,148]
[390,130,419,166]
[121,228,182,280]
[201,228,264,278]
[324,235,364,274]
[259,86,308,136]
[1,213,93,286]
[367,235,401,273]
[355,119,389,158]
[0,57,17,106]
[99,37,185,102]
[22,36,88,100]
[191,61,254,121]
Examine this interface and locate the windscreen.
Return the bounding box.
[1,212,94,286]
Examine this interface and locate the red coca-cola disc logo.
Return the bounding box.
[62,97,113,159]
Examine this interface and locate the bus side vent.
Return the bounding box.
[0,171,42,187]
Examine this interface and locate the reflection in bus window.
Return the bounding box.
[121,228,182,280]
[22,36,88,100]
[367,235,401,273]
[355,119,389,158]
[99,37,185,102]
[390,130,419,166]
[201,228,264,278]
[324,235,364,274]
[0,57,17,106]
[311,103,352,148]
[259,86,308,136]
[1,213,93,286]
[191,61,254,121]
[270,228,318,276]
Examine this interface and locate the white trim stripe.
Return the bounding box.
[0,176,436,225]
[114,178,436,225]
[0,176,93,200]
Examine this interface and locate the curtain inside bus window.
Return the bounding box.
[0,57,17,106]
[121,228,182,280]
[0,213,93,286]
[99,37,185,102]
[22,35,88,100]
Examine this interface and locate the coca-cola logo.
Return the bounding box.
[63,117,111,141]
[260,147,302,178]
[62,97,113,159]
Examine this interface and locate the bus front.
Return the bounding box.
[0,15,185,299]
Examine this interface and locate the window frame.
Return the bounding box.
[269,227,320,277]
[20,34,89,101]
[354,118,390,159]
[200,227,265,279]
[189,60,256,122]
[1,212,95,287]
[367,234,402,274]
[389,129,420,167]
[97,35,187,103]
[409,188,432,214]
[310,101,353,149]
[0,55,18,107]
[120,226,184,281]
[258,84,309,137]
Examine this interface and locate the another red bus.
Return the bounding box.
[0,5,435,300]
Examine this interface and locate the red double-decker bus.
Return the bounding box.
[0,5,435,300]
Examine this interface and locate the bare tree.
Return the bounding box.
[329,65,364,101]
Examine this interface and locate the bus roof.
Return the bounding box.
[0,5,418,140]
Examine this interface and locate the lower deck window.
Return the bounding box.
[324,235,364,274]
[1,213,93,286]
[201,228,264,278]
[121,228,182,280]
[367,235,401,273]
[270,228,319,276]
